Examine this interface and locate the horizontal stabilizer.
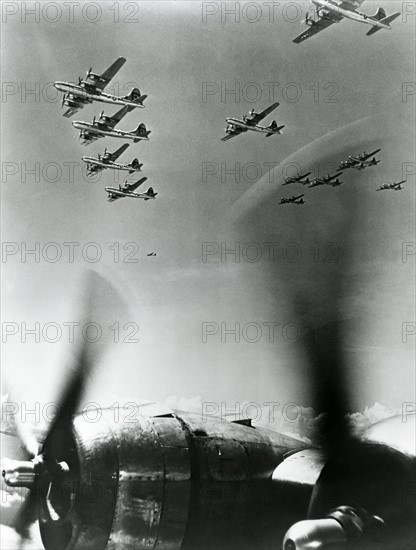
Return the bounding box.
[367,12,400,35]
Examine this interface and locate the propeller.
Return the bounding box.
[1,272,126,546]
[93,116,96,125]
[86,67,92,79]
[78,76,82,86]
[100,110,105,120]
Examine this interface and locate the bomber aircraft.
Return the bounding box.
[338,149,382,171]
[105,177,157,202]
[73,107,151,146]
[309,172,344,188]
[221,102,284,141]
[1,267,415,550]
[54,57,146,118]
[293,1,401,44]
[82,144,143,177]
[283,172,312,186]
[279,194,305,205]
[376,180,406,191]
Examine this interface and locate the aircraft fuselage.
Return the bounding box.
[73,121,149,143]
[312,0,392,29]
[54,82,144,108]
[82,157,140,171]
[105,186,155,199]
[226,118,282,135]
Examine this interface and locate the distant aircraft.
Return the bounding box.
[279,194,305,205]
[309,172,344,188]
[283,172,312,186]
[376,180,406,191]
[338,149,382,171]
[82,144,142,177]
[221,103,284,141]
[105,177,157,202]
[54,57,147,118]
[73,107,151,145]
[293,1,401,44]
[147,252,157,256]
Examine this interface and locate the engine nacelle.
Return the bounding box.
[35,407,308,550]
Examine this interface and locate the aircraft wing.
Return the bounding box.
[80,131,101,145]
[249,102,279,124]
[309,180,325,188]
[293,17,340,44]
[125,176,147,192]
[360,149,382,161]
[328,172,343,181]
[338,0,363,10]
[101,105,131,129]
[221,127,245,141]
[107,195,121,202]
[108,143,130,161]
[294,195,304,200]
[63,104,83,118]
[90,57,126,90]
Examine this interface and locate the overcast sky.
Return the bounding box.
[1,1,415,430]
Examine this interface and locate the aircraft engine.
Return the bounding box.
[5,406,311,550]
[35,408,191,550]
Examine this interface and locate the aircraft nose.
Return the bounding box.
[54,81,65,91]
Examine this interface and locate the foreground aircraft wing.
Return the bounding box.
[360,149,382,161]
[125,176,147,192]
[107,194,121,202]
[63,104,83,118]
[90,57,126,90]
[108,143,130,161]
[309,180,323,188]
[328,172,343,181]
[250,102,279,124]
[102,105,131,129]
[80,131,101,145]
[221,128,245,141]
[293,16,340,44]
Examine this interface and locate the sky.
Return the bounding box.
[1,0,415,441]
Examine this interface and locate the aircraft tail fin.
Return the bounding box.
[367,12,401,35]
[124,87,141,101]
[266,123,284,137]
[134,123,151,138]
[372,7,386,21]
[144,187,157,200]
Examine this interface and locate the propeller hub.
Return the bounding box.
[2,459,37,488]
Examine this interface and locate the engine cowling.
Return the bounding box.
[38,407,191,550]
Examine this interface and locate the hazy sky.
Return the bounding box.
[1,1,415,429]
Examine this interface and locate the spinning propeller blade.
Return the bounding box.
[1,272,127,545]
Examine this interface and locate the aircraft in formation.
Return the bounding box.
[54,57,146,118]
[82,144,142,177]
[279,149,406,202]
[279,194,305,205]
[293,0,401,43]
[72,107,151,145]
[105,177,158,202]
[338,148,382,170]
[54,58,157,204]
[221,102,284,141]
[377,180,406,191]
[147,252,157,256]
[308,172,344,188]
[283,172,312,186]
